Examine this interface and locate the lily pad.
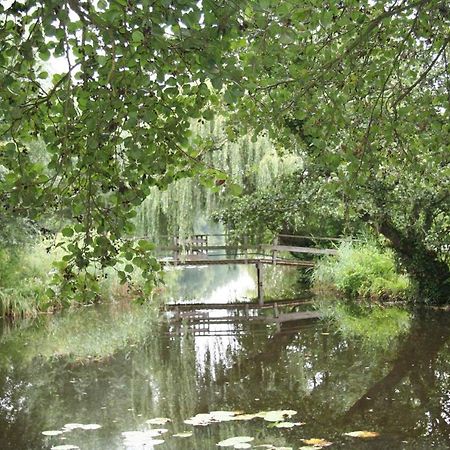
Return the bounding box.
[274,422,296,428]
[217,436,255,447]
[185,411,239,426]
[51,446,80,450]
[122,430,165,446]
[301,438,333,447]
[146,417,171,425]
[80,424,101,430]
[42,430,64,436]
[62,423,84,431]
[173,431,193,438]
[344,430,379,438]
[232,414,259,421]
[258,410,297,422]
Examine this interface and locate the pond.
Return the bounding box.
[1,265,450,449]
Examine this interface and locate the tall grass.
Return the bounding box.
[312,241,410,300]
[0,239,157,319]
[0,241,60,319]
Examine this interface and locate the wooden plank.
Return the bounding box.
[164,299,313,310]
[158,258,315,267]
[169,310,321,324]
[261,244,337,255]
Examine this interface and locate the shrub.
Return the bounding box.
[312,241,410,300]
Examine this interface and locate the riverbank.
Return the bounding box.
[0,239,149,320]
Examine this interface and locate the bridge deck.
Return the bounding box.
[157,257,315,267]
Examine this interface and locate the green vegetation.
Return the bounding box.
[313,242,410,300]
[316,298,411,348]
[0,1,449,308]
[0,241,57,319]
[0,302,159,363]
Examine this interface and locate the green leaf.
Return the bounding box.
[61,227,74,237]
[132,30,144,43]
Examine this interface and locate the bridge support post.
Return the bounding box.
[256,261,264,306]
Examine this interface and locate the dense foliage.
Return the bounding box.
[0,0,244,299]
[1,0,449,303]
[223,0,450,302]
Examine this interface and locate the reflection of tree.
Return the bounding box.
[341,312,450,447]
[3,307,450,448]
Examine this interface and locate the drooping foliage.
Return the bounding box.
[222,0,450,302]
[134,116,302,241]
[1,0,449,303]
[0,0,246,298]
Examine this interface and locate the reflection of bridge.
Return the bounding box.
[150,234,342,304]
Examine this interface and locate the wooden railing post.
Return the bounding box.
[256,261,264,306]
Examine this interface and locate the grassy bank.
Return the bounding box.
[0,239,152,319]
[312,241,410,300]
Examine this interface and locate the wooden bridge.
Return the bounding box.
[147,234,343,305]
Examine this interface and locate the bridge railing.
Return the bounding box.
[136,233,349,263]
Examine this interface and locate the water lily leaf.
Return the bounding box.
[146,417,171,425]
[344,430,380,438]
[217,436,254,447]
[51,446,80,450]
[185,411,240,426]
[173,431,193,438]
[301,438,333,447]
[232,414,258,421]
[275,422,296,428]
[42,430,64,436]
[122,431,165,446]
[258,410,297,422]
[62,423,84,431]
[80,424,102,430]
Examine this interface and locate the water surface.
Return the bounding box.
[1,267,449,449]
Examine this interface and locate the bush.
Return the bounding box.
[312,241,410,300]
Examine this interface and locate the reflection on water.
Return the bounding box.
[1,269,450,449]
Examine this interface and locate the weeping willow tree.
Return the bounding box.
[134,116,302,242]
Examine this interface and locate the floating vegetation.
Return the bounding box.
[183,409,298,427]
[43,423,102,437]
[62,424,85,431]
[344,430,380,438]
[50,445,80,450]
[146,417,171,425]
[121,430,166,447]
[274,421,304,428]
[301,438,333,447]
[184,411,240,426]
[217,436,254,448]
[258,410,297,422]
[173,431,193,438]
[42,430,64,436]
[78,424,101,430]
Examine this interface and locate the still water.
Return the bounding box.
[1,266,450,449]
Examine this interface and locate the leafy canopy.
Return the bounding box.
[0,0,243,298]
